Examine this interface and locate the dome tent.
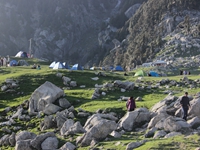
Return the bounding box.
[15,51,28,58]
[114,65,123,71]
[9,60,18,66]
[70,64,83,70]
[134,70,146,77]
[63,62,70,69]
[53,62,65,69]
[49,61,56,68]
[17,60,29,66]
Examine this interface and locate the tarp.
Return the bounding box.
[9,60,18,66]
[134,70,145,77]
[15,51,28,58]
[63,62,70,69]
[71,64,83,70]
[49,61,56,68]
[17,60,29,66]
[149,71,159,77]
[53,62,65,69]
[114,65,123,71]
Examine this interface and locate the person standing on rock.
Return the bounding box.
[126,96,136,111]
[180,92,190,121]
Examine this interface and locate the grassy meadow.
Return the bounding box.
[1,57,200,150]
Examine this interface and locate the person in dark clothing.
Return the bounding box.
[180,70,183,75]
[180,92,190,121]
[126,96,136,111]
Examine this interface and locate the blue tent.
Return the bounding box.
[63,62,70,69]
[49,61,56,68]
[53,62,65,69]
[149,71,159,77]
[114,65,123,71]
[9,60,18,66]
[70,64,83,70]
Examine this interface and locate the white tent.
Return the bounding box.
[53,62,65,69]
[49,61,56,68]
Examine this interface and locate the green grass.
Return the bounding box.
[1,58,200,149]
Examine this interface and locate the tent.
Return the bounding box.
[70,64,83,70]
[15,51,28,58]
[53,62,65,69]
[134,70,145,77]
[49,61,56,68]
[90,67,95,70]
[149,71,159,77]
[17,60,29,66]
[9,60,18,66]
[114,65,123,71]
[63,62,70,69]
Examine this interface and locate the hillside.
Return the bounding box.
[0,0,200,70]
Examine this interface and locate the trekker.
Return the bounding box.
[180,92,190,121]
[126,96,136,111]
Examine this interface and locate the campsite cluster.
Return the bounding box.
[1,71,200,149]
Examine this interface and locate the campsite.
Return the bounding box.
[1,57,200,150]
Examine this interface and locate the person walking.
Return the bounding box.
[126,96,136,111]
[180,92,190,121]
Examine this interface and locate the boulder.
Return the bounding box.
[188,98,200,118]
[9,132,16,146]
[126,140,146,150]
[164,132,182,138]
[41,137,58,150]
[30,132,55,150]
[28,81,64,115]
[59,98,71,109]
[153,130,167,139]
[147,112,169,129]
[40,115,56,131]
[163,116,191,132]
[64,121,86,136]
[43,103,62,115]
[60,142,76,150]
[76,114,117,146]
[118,108,151,131]
[16,131,36,142]
[0,134,10,146]
[187,117,200,129]
[15,140,33,150]
[56,109,69,129]
[60,119,74,136]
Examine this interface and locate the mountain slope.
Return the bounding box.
[0,0,200,69]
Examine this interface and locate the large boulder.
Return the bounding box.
[30,132,55,150]
[28,81,64,115]
[188,98,200,118]
[118,108,151,131]
[16,131,36,142]
[41,137,58,150]
[151,95,178,113]
[60,119,74,136]
[15,140,33,150]
[147,112,169,129]
[76,114,117,146]
[163,116,191,133]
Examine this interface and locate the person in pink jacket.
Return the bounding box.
[126,96,136,111]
